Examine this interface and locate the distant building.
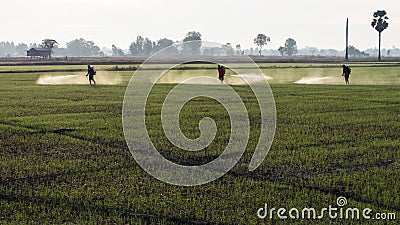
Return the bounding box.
[27,48,52,59]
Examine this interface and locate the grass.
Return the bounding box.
[160,66,400,85]
[0,66,399,224]
[1,62,400,73]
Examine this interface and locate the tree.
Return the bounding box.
[284,38,298,56]
[15,43,29,56]
[41,39,58,49]
[129,36,145,56]
[235,44,242,55]
[129,36,156,56]
[0,42,15,57]
[277,46,285,56]
[142,38,154,56]
[41,39,58,58]
[155,38,174,51]
[371,10,389,61]
[66,38,102,56]
[222,43,234,56]
[155,38,178,55]
[29,43,39,49]
[348,45,369,57]
[254,34,270,56]
[182,31,202,55]
[112,44,125,57]
[130,36,177,56]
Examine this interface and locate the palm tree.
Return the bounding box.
[254,34,270,56]
[371,10,389,61]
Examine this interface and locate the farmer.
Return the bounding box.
[218,65,226,82]
[86,64,96,85]
[342,65,351,85]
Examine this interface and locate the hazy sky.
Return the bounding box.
[1,0,399,50]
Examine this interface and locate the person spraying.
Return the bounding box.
[218,65,226,82]
[342,65,351,85]
[86,64,96,85]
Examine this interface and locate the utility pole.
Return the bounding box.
[345,18,349,62]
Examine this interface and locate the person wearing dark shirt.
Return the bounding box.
[86,65,96,85]
[218,65,226,82]
[342,65,351,85]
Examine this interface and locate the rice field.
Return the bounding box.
[0,63,399,224]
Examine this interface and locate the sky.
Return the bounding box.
[0,0,399,50]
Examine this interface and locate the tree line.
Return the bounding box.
[251,10,391,60]
[0,39,103,57]
[0,31,203,57]
[1,39,398,58]
[0,10,393,59]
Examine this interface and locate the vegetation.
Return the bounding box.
[41,39,58,58]
[65,38,103,57]
[0,42,29,57]
[254,34,270,56]
[278,38,298,56]
[111,45,125,57]
[182,31,203,55]
[348,46,369,57]
[129,36,177,57]
[0,64,399,224]
[371,10,389,61]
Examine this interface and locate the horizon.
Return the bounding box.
[0,0,399,51]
